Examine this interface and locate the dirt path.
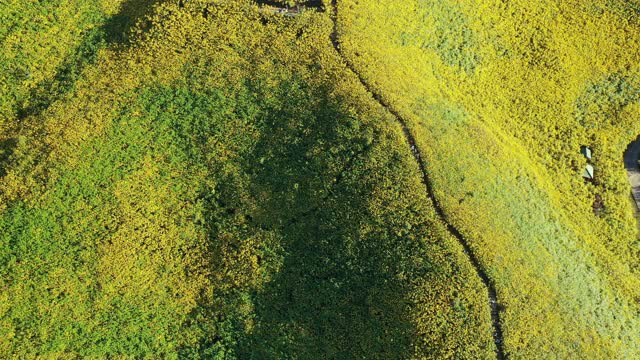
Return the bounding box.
[327,1,507,358]
[624,137,640,211]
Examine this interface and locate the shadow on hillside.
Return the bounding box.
[102,0,164,45]
[185,77,422,357]
[0,138,18,178]
[239,83,417,358]
[254,0,324,9]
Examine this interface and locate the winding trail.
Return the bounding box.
[327,2,506,358]
[254,1,507,358]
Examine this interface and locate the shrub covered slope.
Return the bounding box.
[1,0,639,358]
[336,0,640,357]
[0,1,494,357]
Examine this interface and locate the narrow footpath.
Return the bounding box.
[328,2,507,358]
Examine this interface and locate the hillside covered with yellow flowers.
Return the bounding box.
[1,0,639,358]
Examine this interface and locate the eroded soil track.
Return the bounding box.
[255,0,507,358]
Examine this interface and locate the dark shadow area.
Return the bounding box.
[0,138,18,177]
[245,80,372,223]
[102,0,163,45]
[176,73,427,358]
[623,135,640,212]
[236,82,420,358]
[254,0,324,11]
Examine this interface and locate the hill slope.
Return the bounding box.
[0,1,494,357]
[0,0,639,358]
[336,0,640,357]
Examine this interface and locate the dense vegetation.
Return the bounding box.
[336,0,640,357]
[0,0,157,125]
[1,0,639,358]
[0,1,494,357]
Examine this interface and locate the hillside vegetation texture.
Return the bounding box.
[0,0,639,358]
